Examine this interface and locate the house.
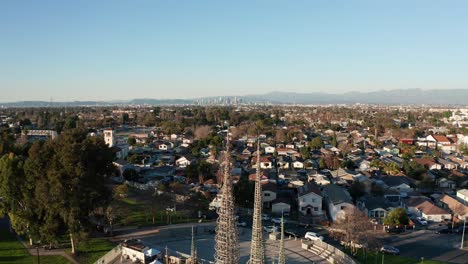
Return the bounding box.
[437,178,456,190]
[175,156,191,168]
[292,160,304,169]
[265,146,276,154]
[277,156,290,169]
[321,184,355,222]
[113,159,132,181]
[380,175,413,194]
[308,173,331,186]
[437,158,458,170]
[446,156,468,169]
[457,189,468,203]
[297,182,323,216]
[416,201,451,222]
[357,195,392,222]
[158,143,169,151]
[402,196,432,217]
[438,194,468,221]
[272,199,292,215]
[252,155,273,169]
[276,148,300,157]
[413,158,442,170]
[262,182,277,209]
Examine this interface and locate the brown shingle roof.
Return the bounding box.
[439,195,468,216]
[417,201,450,215]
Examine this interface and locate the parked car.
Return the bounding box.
[386,227,404,234]
[236,221,247,227]
[436,228,454,234]
[380,245,400,255]
[271,218,287,224]
[284,230,300,238]
[305,232,324,241]
[416,217,428,225]
[263,225,279,233]
[262,214,270,221]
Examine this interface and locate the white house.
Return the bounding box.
[265,146,276,154]
[158,143,169,151]
[175,156,191,168]
[272,200,291,215]
[252,156,273,169]
[292,160,304,169]
[457,189,468,203]
[262,182,277,209]
[321,184,355,222]
[416,201,451,222]
[297,182,323,216]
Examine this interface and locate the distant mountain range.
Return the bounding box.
[1,89,468,107]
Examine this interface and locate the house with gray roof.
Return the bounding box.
[321,184,355,222]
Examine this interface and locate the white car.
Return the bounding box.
[263,226,279,233]
[271,218,287,224]
[416,217,428,225]
[305,232,324,241]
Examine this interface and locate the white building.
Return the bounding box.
[104,129,115,147]
[457,189,468,203]
[297,182,323,216]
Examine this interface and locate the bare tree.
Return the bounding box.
[329,208,382,255]
[195,125,212,139]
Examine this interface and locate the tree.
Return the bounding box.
[308,137,324,150]
[127,137,137,146]
[329,208,381,255]
[383,208,409,226]
[300,147,311,160]
[349,181,366,201]
[370,183,384,196]
[45,129,114,254]
[194,125,212,140]
[114,184,129,198]
[123,168,139,181]
[233,173,255,208]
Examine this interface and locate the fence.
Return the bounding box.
[93,245,123,264]
[304,240,358,264]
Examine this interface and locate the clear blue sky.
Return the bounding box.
[1,0,467,102]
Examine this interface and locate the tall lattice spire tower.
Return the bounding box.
[214,131,240,264]
[249,138,265,264]
[277,215,286,264]
[190,226,197,264]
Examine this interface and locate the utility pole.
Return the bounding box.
[461,216,466,249]
[191,226,197,264]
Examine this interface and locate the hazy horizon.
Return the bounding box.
[2,1,468,102]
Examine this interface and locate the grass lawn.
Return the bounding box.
[73,237,116,264]
[0,228,70,264]
[350,248,447,264]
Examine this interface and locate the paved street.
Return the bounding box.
[383,230,468,264]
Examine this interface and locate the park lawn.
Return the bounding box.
[0,228,70,264]
[73,237,116,264]
[351,248,446,264]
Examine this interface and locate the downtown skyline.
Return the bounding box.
[1,1,468,102]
